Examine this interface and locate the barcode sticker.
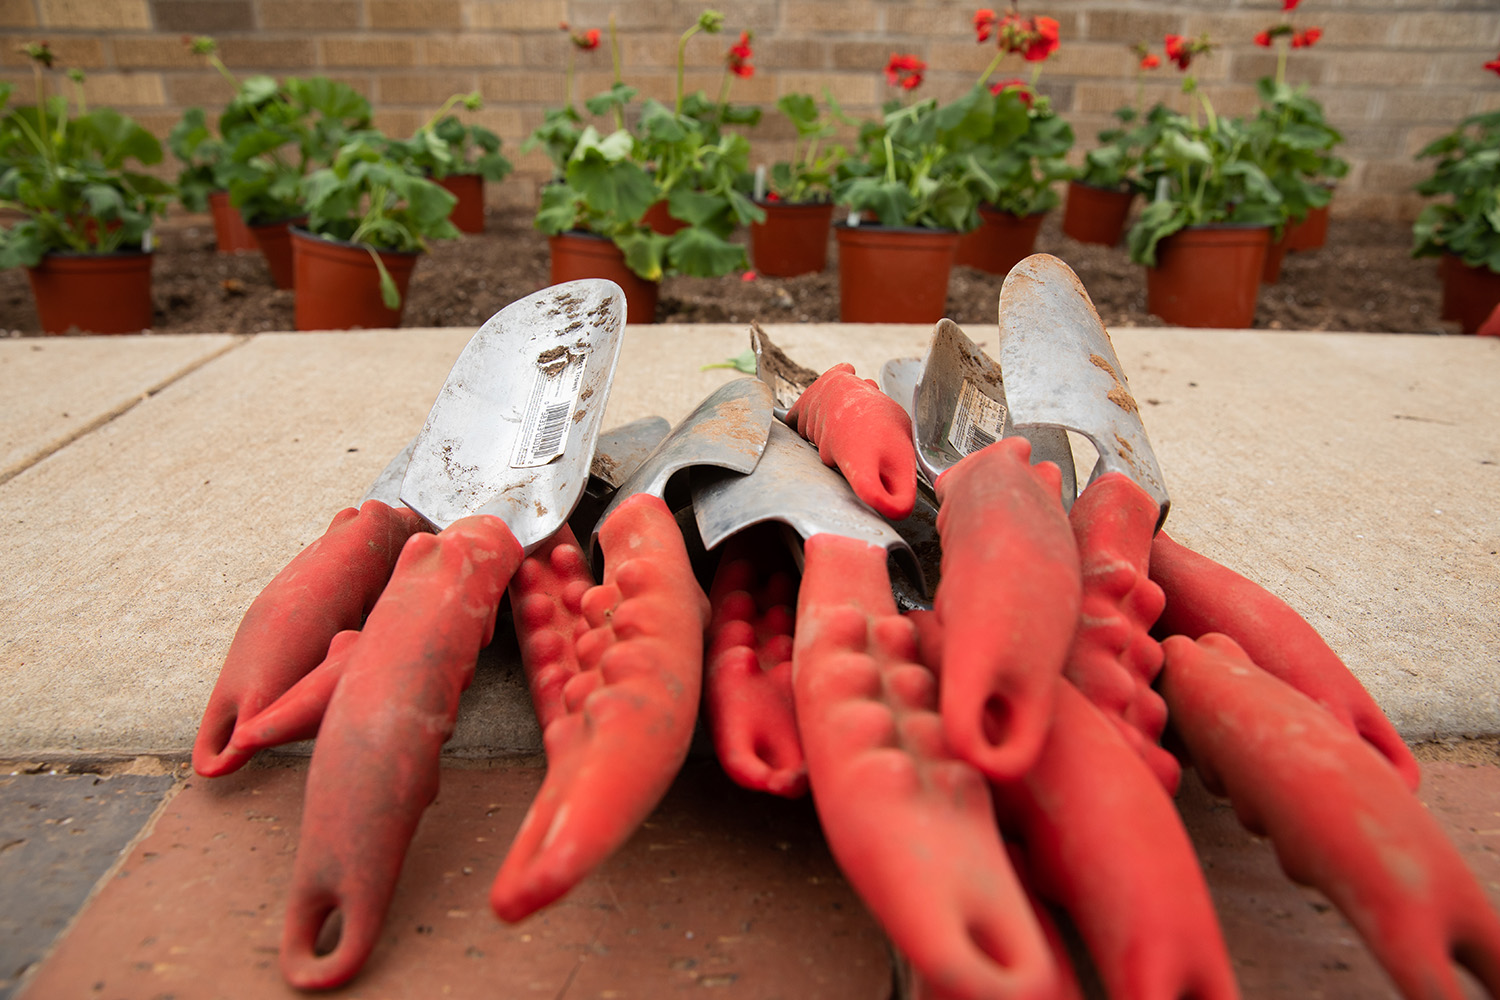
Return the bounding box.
[511,349,586,468]
[948,379,1007,457]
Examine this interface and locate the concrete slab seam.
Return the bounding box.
[0,334,252,488]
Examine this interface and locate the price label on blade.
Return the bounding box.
[947,378,1007,457]
[511,349,587,468]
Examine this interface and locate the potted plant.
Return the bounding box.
[391,91,512,234]
[1249,9,1346,281]
[750,90,849,277]
[291,131,459,330]
[167,106,258,253]
[0,44,174,334]
[956,5,1074,275]
[190,36,371,289]
[832,52,998,322]
[524,12,764,324]
[635,11,763,237]
[1127,34,1282,328]
[1412,76,1500,335]
[1061,44,1166,246]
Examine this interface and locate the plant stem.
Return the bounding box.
[675,22,703,114]
[608,15,624,131]
[977,50,1005,87]
[1275,36,1288,89]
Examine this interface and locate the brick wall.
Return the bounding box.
[2,0,1498,220]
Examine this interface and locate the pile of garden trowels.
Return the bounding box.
[191,265,1500,999]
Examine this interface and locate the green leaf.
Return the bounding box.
[665,224,747,277]
[701,348,757,373]
[614,228,669,281]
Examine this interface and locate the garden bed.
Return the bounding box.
[0,206,1450,337]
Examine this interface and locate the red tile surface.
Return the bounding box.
[17,757,1500,999]
[19,760,891,1000]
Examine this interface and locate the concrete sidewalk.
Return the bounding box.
[1,322,1498,1000]
[1,323,1496,758]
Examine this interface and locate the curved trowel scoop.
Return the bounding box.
[997,254,1169,527]
[401,279,626,548]
[592,377,776,545]
[913,318,1078,506]
[692,421,921,588]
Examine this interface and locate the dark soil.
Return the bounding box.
[0,206,1450,336]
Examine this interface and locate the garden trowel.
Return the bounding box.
[995,253,1167,523]
[277,278,626,991]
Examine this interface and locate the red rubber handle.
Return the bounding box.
[704,528,806,797]
[278,514,522,992]
[931,437,1081,783]
[1160,633,1500,1000]
[991,680,1239,1000]
[227,629,359,754]
[794,532,1061,1000]
[490,493,708,922]
[785,362,918,521]
[1062,472,1179,792]
[1149,530,1420,791]
[192,499,429,777]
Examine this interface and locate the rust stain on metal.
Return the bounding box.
[1091,353,1139,413]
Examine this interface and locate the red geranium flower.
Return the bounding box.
[1023,15,1060,62]
[1164,33,1211,71]
[1291,26,1322,48]
[1487,53,1500,76]
[1164,34,1189,69]
[560,22,601,51]
[1140,52,1160,70]
[727,30,754,77]
[885,52,926,90]
[1254,30,1273,47]
[1283,0,1301,10]
[989,77,1033,106]
[974,8,999,43]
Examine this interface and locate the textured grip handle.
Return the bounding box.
[1149,530,1420,791]
[490,494,708,922]
[278,515,521,991]
[1160,633,1500,1000]
[991,679,1239,1000]
[794,533,1061,1000]
[193,500,430,777]
[785,362,918,521]
[1062,472,1178,791]
[704,528,806,797]
[932,437,1081,783]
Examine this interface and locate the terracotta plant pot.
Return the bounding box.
[1061,181,1136,246]
[26,250,154,335]
[290,229,420,331]
[208,190,259,253]
[1282,201,1331,252]
[248,215,307,290]
[1263,234,1290,284]
[836,224,958,324]
[435,173,485,234]
[954,207,1045,276]
[1146,225,1271,329]
[750,200,835,277]
[642,200,688,236]
[548,230,659,325]
[1439,254,1500,335]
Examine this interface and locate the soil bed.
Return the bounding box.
[0,206,1450,337]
